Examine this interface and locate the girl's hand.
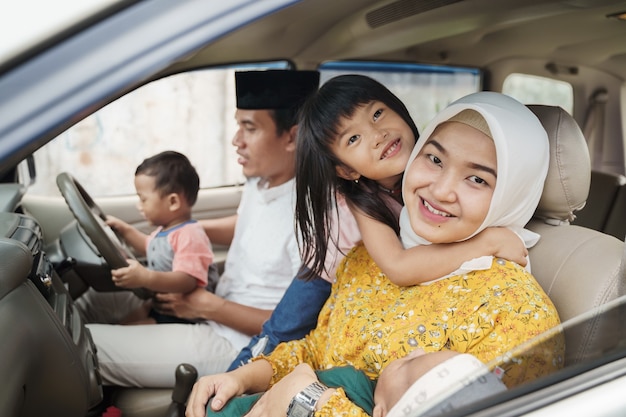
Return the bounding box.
[481,227,528,267]
[186,372,243,417]
[246,364,327,417]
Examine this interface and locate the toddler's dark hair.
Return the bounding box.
[136,150,200,206]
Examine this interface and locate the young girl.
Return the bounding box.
[295,74,527,286]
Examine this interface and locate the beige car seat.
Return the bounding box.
[527,104,625,365]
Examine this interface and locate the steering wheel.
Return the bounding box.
[56,172,136,269]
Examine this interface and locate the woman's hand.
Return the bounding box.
[186,360,274,417]
[246,363,333,417]
[186,372,243,417]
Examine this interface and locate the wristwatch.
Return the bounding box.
[286,381,329,417]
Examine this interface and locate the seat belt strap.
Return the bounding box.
[583,88,608,171]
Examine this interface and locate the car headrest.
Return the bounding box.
[528,105,591,224]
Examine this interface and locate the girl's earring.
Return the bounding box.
[354,178,359,184]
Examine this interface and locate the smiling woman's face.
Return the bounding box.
[402,121,496,244]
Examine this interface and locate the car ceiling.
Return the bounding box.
[2,0,626,174]
[168,0,626,82]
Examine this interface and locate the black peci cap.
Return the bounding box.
[235,70,320,110]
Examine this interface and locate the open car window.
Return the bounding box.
[26,61,482,198]
[26,62,290,197]
[319,61,482,132]
[402,294,626,417]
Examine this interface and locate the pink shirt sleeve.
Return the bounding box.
[168,223,213,287]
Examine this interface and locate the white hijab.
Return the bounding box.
[399,92,549,277]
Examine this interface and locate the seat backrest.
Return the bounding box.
[526,105,625,365]
[572,170,626,232]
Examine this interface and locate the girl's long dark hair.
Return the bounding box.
[295,74,419,281]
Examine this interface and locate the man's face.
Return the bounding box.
[232,109,295,187]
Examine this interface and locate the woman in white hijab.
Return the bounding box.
[374,91,562,417]
[187,92,564,417]
[400,91,548,272]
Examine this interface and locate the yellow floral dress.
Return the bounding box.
[260,243,564,416]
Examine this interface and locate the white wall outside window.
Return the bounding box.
[29,62,482,197]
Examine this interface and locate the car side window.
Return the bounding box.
[502,73,574,114]
[28,61,483,197]
[319,61,482,132]
[27,62,289,197]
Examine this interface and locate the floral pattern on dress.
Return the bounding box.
[258,243,564,416]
